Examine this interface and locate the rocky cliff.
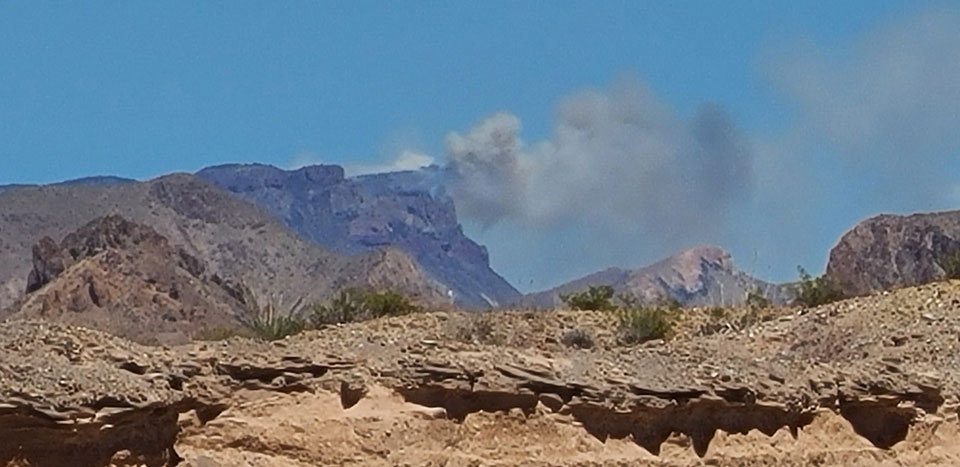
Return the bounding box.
[7,215,254,345]
[0,174,445,311]
[520,246,793,308]
[196,163,520,308]
[825,211,960,296]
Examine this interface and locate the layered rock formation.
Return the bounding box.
[7,216,253,345]
[826,211,960,296]
[520,246,793,308]
[5,280,960,466]
[196,164,520,308]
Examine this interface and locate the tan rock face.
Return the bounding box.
[10,215,252,345]
[0,174,446,312]
[4,280,960,466]
[826,210,960,296]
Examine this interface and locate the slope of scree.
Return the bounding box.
[521,246,794,308]
[196,163,520,308]
[0,173,445,311]
[6,215,252,345]
[5,280,960,466]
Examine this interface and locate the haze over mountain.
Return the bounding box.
[520,246,794,308]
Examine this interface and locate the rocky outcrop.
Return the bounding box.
[11,216,253,345]
[5,280,960,465]
[0,173,445,311]
[826,211,960,296]
[196,164,519,308]
[520,246,793,308]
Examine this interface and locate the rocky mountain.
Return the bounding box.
[519,246,793,308]
[196,163,520,308]
[825,210,960,296]
[7,215,252,345]
[0,173,445,312]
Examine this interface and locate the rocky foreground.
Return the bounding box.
[4,281,960,466]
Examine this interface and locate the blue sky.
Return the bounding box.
[2,1,958,291]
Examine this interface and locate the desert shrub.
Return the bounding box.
[561,328,595,349]
[455,314,502,345]
[744,289,771,309]
[655,295,682,311]
[793,266,845,308]
[241,294,307,341]
[362,290,420,317]
[248,306,306,341]
[706,306,727,320]
[311,289,369,326]
[940,249,960,280]
[561,285,616,311]
[616,306,671,345]
[311,288,422,327]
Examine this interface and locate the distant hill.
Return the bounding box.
[0,173,444,311]
[519,246,793,308]
[7,215,252,345]
[826,210,960,296]
[196,163,520,308]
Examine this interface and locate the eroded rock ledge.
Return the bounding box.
[0,307,955,466]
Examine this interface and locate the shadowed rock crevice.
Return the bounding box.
[839,401,917,449]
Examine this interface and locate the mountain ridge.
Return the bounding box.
[195,163,520,308]
[519,245,793,308]
[0,173,445,311]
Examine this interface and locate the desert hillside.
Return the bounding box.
[0,173,445,312]
[3,279,960,466]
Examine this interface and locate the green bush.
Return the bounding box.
[248,305,307,341]
[940,249,960,280]
[793,266,845,308]
[616,306,672,345]
[560,285,616,311]
[362,289,420,317]
[239,295,308,341]
[310,288,421,327]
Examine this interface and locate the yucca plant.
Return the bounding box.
[245,295,307,341]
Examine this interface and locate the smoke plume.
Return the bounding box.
[443,76,753,245]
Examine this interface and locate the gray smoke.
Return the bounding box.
[443,76,754,245]
[763,7,960,208]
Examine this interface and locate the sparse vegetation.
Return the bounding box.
[248,305,307,341]
[707,306,727,320]
[940,249,960,280]
[455,313,502,345]
[793,266,845,308]
[561,285,616,311]
[241,294,308,341]
[561,328,595,349]
[616,306,672,345]
[310,288,422,327]
[745,289,771,309]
